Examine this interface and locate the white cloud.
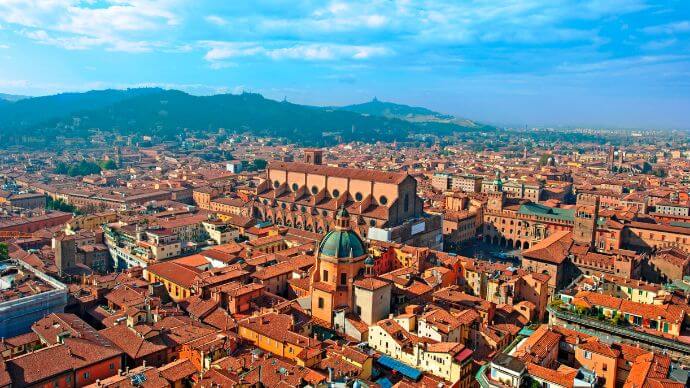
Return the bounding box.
[556,55,690,74]
[0,0,179,52]
[202,41,391,64]
[643,21,690,35]
[205,15,228,26]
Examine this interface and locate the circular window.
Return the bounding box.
[311,186,318,195]
[273,180,280,188]
[355,192,363,201]
[370,219,376,227]
[332,189,340,198]
[379,195,388,205]
[292,183,299,191]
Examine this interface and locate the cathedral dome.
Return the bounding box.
[318,228,366,259]
[318,207,366,259]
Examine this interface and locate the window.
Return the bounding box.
[404,194,410,212]
[323,270,329,282]
[379,195,388,205]
[273,180,280,188]
[355,192,363,201]
[584,351,592,359]
[311,185,319,194]
[318,297,324,308]
[332,189,340,198]
[110,363,115,370]
[292,183,299,191]
[341,273,347,285]
[83,372,90,380]
[370,219,376,227]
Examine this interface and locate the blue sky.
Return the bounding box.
[0,0,689,129]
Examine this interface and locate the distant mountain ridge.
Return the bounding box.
[0,88,493,146]
[337,98,483,129]
[0,93,29,102]
[339,97,453,120]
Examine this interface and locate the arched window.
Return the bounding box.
[273,180,280,189]
[403,194,409,212]
[379,196,388,205]
[355,192,363,201]
[292,183,299,191]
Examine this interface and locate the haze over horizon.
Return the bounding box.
[1,1,689,129]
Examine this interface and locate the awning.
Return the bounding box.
[376,355,422,381]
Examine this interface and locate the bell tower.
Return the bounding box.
[304,149,323,165]
[488,191,506,212]
[573,194,599,248]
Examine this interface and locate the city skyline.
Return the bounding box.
[0,0,689,129]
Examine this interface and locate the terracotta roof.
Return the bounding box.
[99,325,168,360]
[526,362,575,388]
[268,161,411,184]
[6,337,122,386]
[578,340,620,358]
[514,325,561,364]
[146,261,203,288]
[353,277,390,291]
[522,230,574,264]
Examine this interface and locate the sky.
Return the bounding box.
[0,0,689,129]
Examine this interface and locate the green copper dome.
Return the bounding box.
[318,229,366,259]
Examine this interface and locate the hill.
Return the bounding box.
[0,93,29,102]
[336,98,488,130]
[0,89,492,146]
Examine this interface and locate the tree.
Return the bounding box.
[99,159,118,170]
[46,197,80,214]
[67,160,101,177]
[252,159,268,170]
[0,242,8,261]
[54,161,69,174]
[538,153,553,166]
[54,160,102,176]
